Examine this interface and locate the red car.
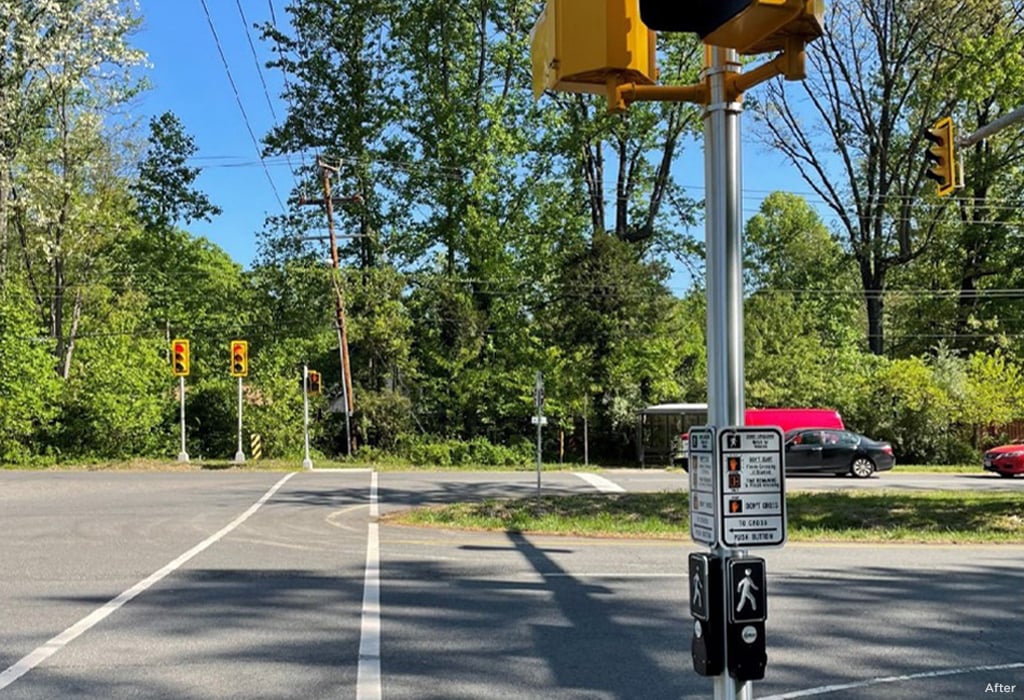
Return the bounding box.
[983,444,1024,477]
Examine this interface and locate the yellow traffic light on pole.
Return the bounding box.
[924,116,956,197]
[171,339,190,377]
[530,0,658,99]
[230,340,249,377]
[308,370,322,395]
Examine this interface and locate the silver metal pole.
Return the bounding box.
[302,364,313,470]
[705,44,749,700]
[535,370,543,509]
[235,377,245,463]
[177,375,188,463]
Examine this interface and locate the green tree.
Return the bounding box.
[131,111,222,233]
[6,0,145,377]
[0,285,60,461]
[754,0,1000,354]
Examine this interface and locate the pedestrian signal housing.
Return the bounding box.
[530,0,657,98]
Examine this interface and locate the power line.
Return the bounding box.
[198,0,286,212]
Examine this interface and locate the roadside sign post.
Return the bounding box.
[689,424,786,692]
[534,371,545,508]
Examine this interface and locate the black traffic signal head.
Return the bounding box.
[924,116,956,196]
[307,370,321,395]
[171,339,190,377]
[639,0,751,34]
[230,340,249,377]
[639,0,824,56]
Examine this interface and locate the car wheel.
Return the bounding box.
[850,457,875,478]
[999,472,1016,478]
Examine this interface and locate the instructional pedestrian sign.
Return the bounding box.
[687,427,718,546]
[718,427,787,547]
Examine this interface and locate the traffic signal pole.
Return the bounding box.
[178,376,188,463]
[704,44,750,700]
[235,376,246,464]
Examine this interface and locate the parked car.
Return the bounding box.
[784,429,895,478]
[983,443,1024,478]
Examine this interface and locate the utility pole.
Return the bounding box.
[300,158,361,456]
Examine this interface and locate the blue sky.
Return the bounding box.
[133,1,811,294]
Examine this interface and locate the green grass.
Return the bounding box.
[385,490,1024,544]
[894,464,981,473]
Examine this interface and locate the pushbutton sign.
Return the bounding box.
[718,427,787,548]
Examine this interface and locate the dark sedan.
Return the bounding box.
[784,429,895,478]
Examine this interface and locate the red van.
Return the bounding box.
[659,405,844,470]
[744,407,844,433]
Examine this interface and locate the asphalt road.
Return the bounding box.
[0,469,1021,699]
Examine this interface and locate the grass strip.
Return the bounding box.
[385,490,1024,544]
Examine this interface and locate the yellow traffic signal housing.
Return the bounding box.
[924,116,956,197]
[171,339,190,377]
[530,0,657,99]
[639,0,824,55]
[230,340,249,378]
[307,370,322,396]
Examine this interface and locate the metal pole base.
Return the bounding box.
[302,458,314,470]
[177,452,189,463]
[234,451,246,464]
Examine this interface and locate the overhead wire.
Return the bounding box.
[197,0,286,212]
[234,0,301,195]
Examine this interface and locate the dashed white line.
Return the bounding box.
[0,472,296,691]
[356,471,382,700]
[574,472,626,493]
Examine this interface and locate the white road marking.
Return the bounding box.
[357,471,382,700]
[761,661,1024,699]
[574,472,626,493]
[0,473,297,690]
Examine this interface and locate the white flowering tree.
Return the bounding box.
[1,0,145,377]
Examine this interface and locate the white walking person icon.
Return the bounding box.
[736,568,759,613]
[692,571,703,609]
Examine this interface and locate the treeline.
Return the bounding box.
[1,0,1023,465]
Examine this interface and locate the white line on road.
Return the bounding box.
[0,472,297,691]
[357,471,382,700]
[574,472,626,493]
[761,661,1024,699]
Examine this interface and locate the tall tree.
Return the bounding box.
[6,0,144,377]
[754,0,996,354]
[131,111,222,233]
